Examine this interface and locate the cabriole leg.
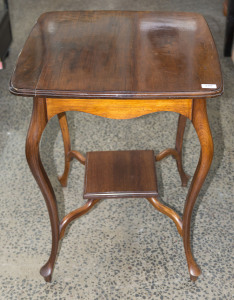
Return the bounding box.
[26,97,60,282]
[57,112,86,187]
[175,114,190,187]
[155,114,190,187]
[58,112,72,187]
[183,99,214,281]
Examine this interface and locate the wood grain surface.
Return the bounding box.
[10,11,223,99]
[46,98,193,120]
[84,150,158,199]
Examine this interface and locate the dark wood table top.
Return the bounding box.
[10,11,223,99]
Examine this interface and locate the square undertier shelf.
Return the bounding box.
[84,150,158,199]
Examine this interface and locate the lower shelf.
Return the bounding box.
[83,150,158,199]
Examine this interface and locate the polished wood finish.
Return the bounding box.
[58,149,86,186]
[84,150,158,199]
[57,112,72,187]
[46,98,193,120]
[58,112,85,187]
[69,150,86,165]
[147,197,182,236]
[156,148,179,161]
[10,11,222,99]
[183,98,214,280]
[156,114,190,187]
[59,199,100,239]
[175,115,190,186]
[10,11,223,283]
[26,97,59,282]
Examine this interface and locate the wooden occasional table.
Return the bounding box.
[10,11,223,282]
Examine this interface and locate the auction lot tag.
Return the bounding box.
[201,84,217,89]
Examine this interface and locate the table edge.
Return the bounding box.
[9,83,224,99]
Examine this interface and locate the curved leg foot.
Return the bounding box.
[175,114,190,187]
[58,112,72,187]
[183,99,213,280]
[26,98,60,282]
[40,265,52,283]
[190,274,199,282]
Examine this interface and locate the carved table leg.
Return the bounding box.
[182,99,214,281]
[57,112,86,187]
[26,97,60,282]
[155,114,190,187]
[175,114,190,187]
[58,112,72,187]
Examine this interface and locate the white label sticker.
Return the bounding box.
[201,84,217,89]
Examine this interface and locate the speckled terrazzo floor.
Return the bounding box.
[0,0,233,299]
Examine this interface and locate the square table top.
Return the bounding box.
[10,11,223,99]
